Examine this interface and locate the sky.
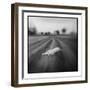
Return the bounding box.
[28,16,77,34]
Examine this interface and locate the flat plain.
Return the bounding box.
[28,35,78,73]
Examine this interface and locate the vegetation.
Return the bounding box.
[62,28,66,34]
[28,27,37,35]
[41,32,44,35]
[55,30,60,35]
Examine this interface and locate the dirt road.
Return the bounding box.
[28,36,78,73]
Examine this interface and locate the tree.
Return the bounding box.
[47,32,51,35]
[41,32,44,35]
[45,32,48,35]
[62,28,66,34]
[70,32,77,39]
[28,27,37,35]
[55,30,60,35]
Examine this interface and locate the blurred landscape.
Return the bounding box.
[28,17,78,73]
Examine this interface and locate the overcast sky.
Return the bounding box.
[28,16,77,34]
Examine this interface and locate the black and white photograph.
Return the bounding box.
[28,16,78,73]
[11,3,87,87]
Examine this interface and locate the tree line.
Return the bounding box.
[28,27,67,35]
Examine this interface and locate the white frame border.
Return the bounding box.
[18,6,86,84]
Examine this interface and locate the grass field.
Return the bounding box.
[28,35,78,73]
